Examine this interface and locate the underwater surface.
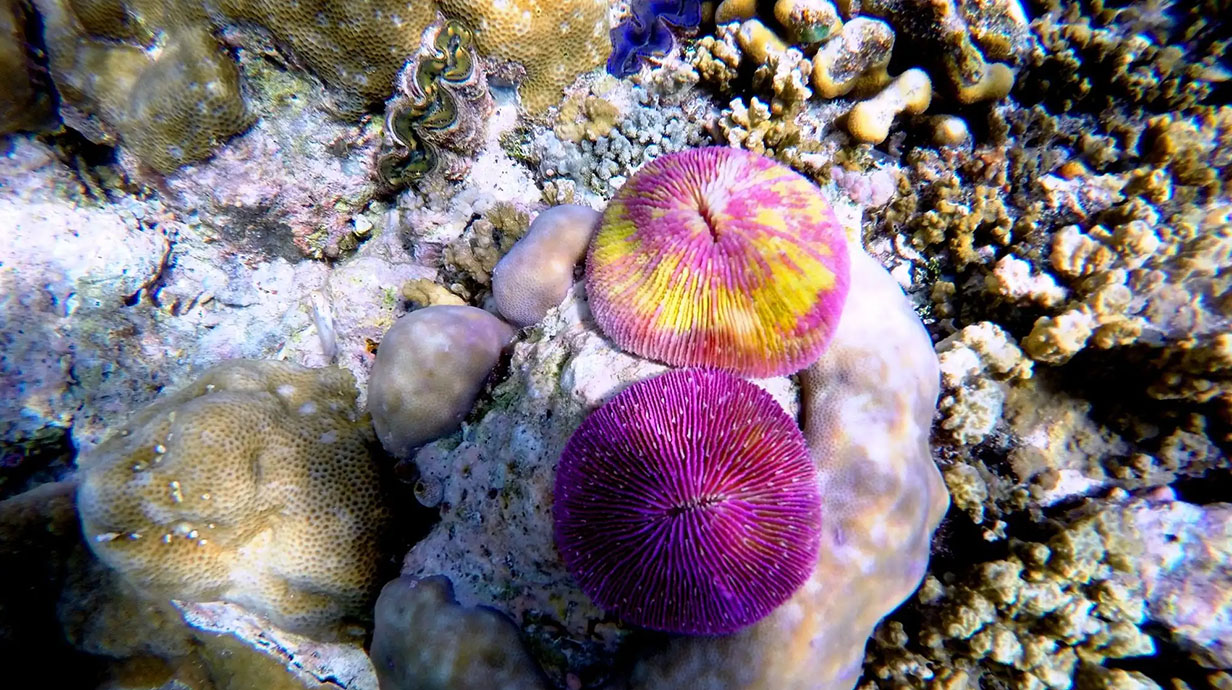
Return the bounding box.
[1,0,1230,688]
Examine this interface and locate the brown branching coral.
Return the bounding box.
[1023,0,1230,113]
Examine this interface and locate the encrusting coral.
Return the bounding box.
[367,305,515,459]
[585,146,851,376]
[554,368,822,635]
[75,359,391,636]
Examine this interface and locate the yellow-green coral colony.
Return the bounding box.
[704,0,1025,143]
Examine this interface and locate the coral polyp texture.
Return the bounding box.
[436,0,611,114]
[585,147,851,377]
[553,367,822,635]
[75,359,391,635]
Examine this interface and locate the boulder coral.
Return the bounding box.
[76,359,391,636]
[367,305,515,459]
[371,575,548,690]
[585,147,851,377]
[628,248,948,690]
[554,368,821,635]
[493,204,602,328]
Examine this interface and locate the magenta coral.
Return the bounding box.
[553,368,821,635]
[585,146,850,377]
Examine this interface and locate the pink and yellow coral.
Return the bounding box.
[585,147,850,377]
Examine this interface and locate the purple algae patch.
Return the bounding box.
[552,368,822,635]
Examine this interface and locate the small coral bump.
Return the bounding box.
[713,0,757,24]
[585,146,851,377]
[735,18,789,64]
[810,17,894,99]
[553,368,822,635]
[954,61,1015,104]
[493,204,602,328]
[773,0,842,44]
[847,68,932,144]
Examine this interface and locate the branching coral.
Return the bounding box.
[864,490,1231,690]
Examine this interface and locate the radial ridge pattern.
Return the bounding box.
[585,147,850,377]
[553,368,822,635]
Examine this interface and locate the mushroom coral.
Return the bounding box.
[553,368,821,635]
[585,147,850,377]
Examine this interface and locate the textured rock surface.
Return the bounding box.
[0,135,433,457]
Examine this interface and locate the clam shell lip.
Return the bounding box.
[553,368,822,635]
[585,146,851,377]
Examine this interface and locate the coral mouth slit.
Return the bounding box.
[553,368,822,635]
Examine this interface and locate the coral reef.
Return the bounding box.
[629,247,948,690]
[555,368,821,635]
[28,0,609,171]
[864,488,1232,689]
[367,306,515,459]
[493,204,603,328]
[76,359,391,635]
[586,147,850,376]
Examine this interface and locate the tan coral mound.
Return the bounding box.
[76,360,391,635]
[438,0,610,114]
